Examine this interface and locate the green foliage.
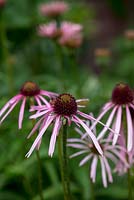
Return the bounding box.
[0,0,133,199]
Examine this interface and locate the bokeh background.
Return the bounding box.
[0,0,134,199]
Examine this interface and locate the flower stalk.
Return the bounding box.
[58,121,71,200]
[30,98,44,200]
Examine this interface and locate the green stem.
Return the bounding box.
[0,14,14,95]
[58,122,71,200]
[89,178,95,200]
[36,150,44,200]
[127,168,133,200]
[30,98,44,200]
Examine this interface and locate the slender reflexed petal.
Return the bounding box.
[27,117,44,138]
[26,115,55,158]
[113,106,122,145]
[97,106,117,140]
[100,156,107,187]
[35,96,42,106]
[48,116,61,157]
[69,150,89,158]
[74,116,103,155]
[79,154,93,166]
[0,99,21,124]
[90,103,114,131]
[30,109,52,119]
[67,143,89,150]
[18,97,26,129]
[40,90,58,98]
[38,95,50,106]
[90,156,98,182]
[126,105,133,151]
[103,157,113,183]
[0,94,22,118]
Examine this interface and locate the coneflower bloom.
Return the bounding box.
[39,1,69,17]
[67,120,128,187]
[0,81,57,129]
[25,93,110,158]
[59,22,83,48]
[38,22,59,39]
[83,83,134,152]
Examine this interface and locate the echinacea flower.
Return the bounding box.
[39,1,69,17]
[67,120,128,187]
[84,83,134,152]
[38,22,59,39]
[25,93,109,158]
[0,81,57,129]
[59,22,83,48]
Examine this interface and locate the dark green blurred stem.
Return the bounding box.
[0,13,14,95]
[55,42,67,90]
[30,98,44,200]
[68,49,79,82]
[89,178,95,200]
[127,168,133,200]
[36,150,44,200]
[58,122,71,200]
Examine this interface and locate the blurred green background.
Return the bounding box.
[0,0,134,199]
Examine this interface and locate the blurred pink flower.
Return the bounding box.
[25,94,107,158]
[83,83,134,152]
[0,0,6,7]
[39,1,69,17]
[38,22,59,38]
[114,125,134,175]
[67,120,128,187]
[59,22,83,48]
[0,81,57,129]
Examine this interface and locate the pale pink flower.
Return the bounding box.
[83,83,134,152]
[114,125,134,175]
[59,22,83,48]
[38,22,59,38]
[39,1,69,17]
[67,120,128,187]
[0,81,57,129]
[25,93,110,158]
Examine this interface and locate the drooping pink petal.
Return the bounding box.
[27,117,44,138]
[0,99,21,124]
[35,96,42,106]
[48,116,61,157]
[67,138,88,145]
[30,108,52,119]
[90,156,98,182]
[105,152,118,164]
[69,150,89,158]
[38,95,50,106]
[110,149,129,167]
[67,143,89,150]
[103,157,113,183]
[79,154,93,166]
[99,156,107,187]
[73,116,103,155]
[97,106,117,140]
[0,94,22,118]
[26,115,55,158]
[18,97,26,129]
[113,106,122,145]
[126,105,133,151]
[40,90,58,98]
[90,103,114,131]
